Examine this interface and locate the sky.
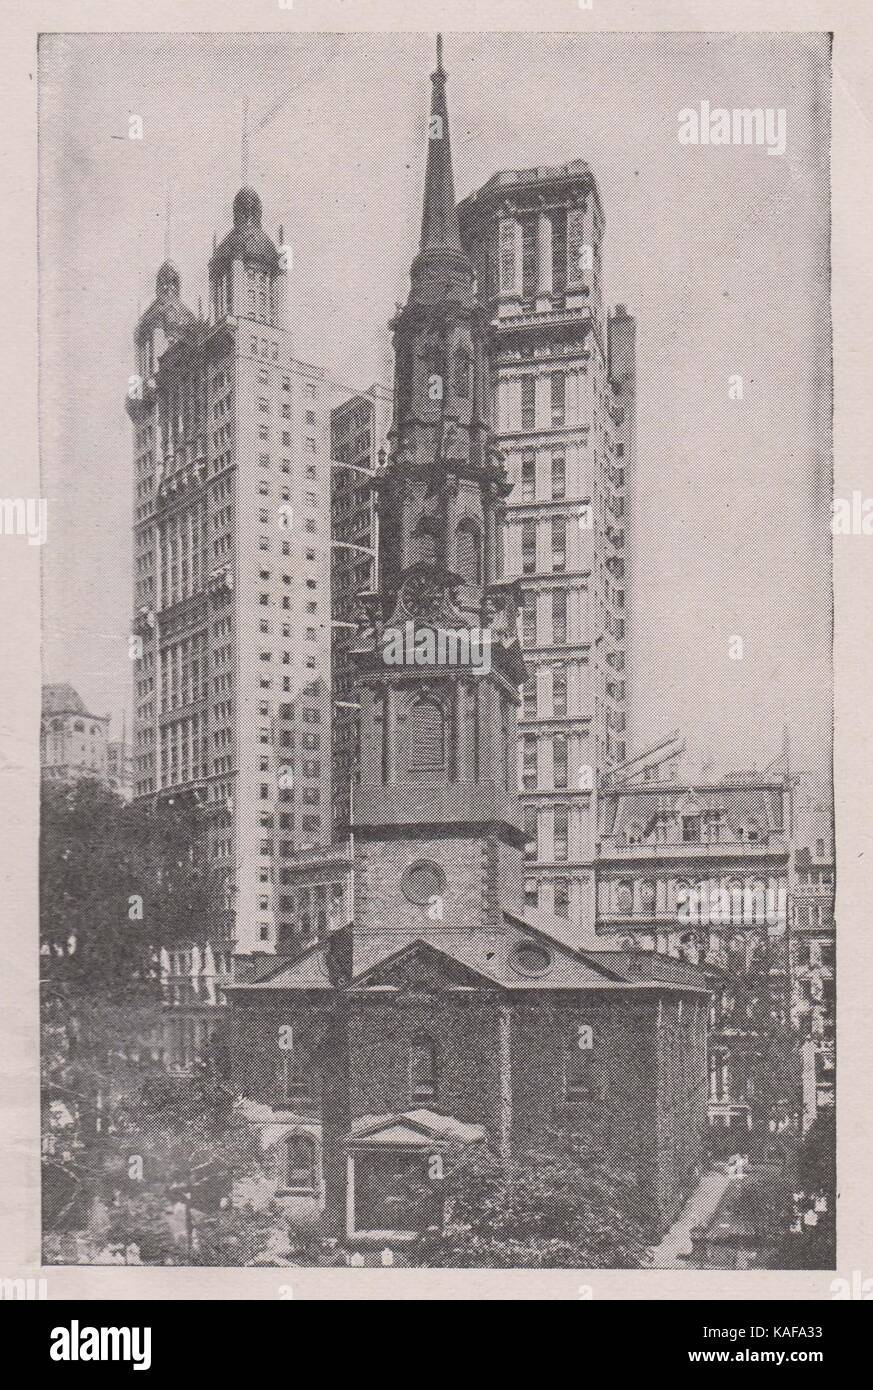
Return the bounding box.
[39,31,832,778]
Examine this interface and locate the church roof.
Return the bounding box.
[227,914,710,997]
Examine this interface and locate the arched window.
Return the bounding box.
[283,1133,318,1193]
[409,1035,439,1104]
[455,519,482,586]
[412,516,440,565]
[407,699,446,781]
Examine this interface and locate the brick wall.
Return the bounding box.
[510,995,659,1213]
[356,833,515,933]
[226,982,708,1237]
[655,994,708,1227]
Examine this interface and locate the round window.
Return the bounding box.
[400,860,446,907]
[509,941,554,977]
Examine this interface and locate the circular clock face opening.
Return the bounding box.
[400,860,446,907]
[509,942,554,977]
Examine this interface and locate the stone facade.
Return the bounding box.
[595,734,834,1160]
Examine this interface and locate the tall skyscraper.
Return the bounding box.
[128,188,345,962]
[329,386,392,837]
[459,169,635,937]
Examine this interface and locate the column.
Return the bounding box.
[453,682,465,782]
[541,806,555,863]
[382,688,396,784]
[566,204,589,305]
[570,877,585,932]
[498,216,523,317]
[536,211,553,309]
[539,733,551,792]
[569,805,583,861]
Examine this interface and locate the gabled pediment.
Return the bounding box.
[351,938,503,993]
[348,1109,487,1149]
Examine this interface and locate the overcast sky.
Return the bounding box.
[39,31,831,778]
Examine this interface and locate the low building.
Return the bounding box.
[226,928,710,1241]
[595,734,834,1163]
[41,684,110,786]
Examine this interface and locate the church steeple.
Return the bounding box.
[419,35,463,257]
[347,39,528,949]
[375,34,510,612]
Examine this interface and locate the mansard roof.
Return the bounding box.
[601,784,786,840]
[42,683,87,716]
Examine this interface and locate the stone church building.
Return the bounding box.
[225,39,709,1245]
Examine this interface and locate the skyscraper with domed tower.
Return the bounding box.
[128,185,352,1040]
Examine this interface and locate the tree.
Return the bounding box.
[778,1109,836,1268]
[43,1070,285,1265]
[40,778,226,993]
[410,1134,652,1268]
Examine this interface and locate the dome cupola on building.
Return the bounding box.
[155,259,181,298]
[233,186,262,225]
[135,259,197,349]
[210,185,280,275]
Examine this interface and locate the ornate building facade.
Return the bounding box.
[41,684,110,786]
[330,387,392,837]
[790,787,835,1131]
[595,734,834,1159]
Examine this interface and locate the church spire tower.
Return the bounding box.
[418,35,462,257]
[350,37,528,954]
